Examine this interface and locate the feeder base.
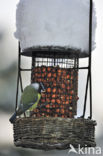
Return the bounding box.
[13,117,96,150]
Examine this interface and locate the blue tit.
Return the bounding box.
[9,82,45,123]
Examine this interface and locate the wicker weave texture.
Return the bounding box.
[13,117,96,150]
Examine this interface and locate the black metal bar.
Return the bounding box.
[89,73,92,119]
[15,42,21,111]
[74,58,76,68]
[31,57,35,83]
[54,53,56,66]
[78,67,89,70]
[20,68,32,71]
[81,0,93,119]
[82,71,90,118]
[47,57,49,66]
[88,0,93,119]
[19,72,23,93]
[18,44,24,93]
[72,67,89,70]
[15,71,19,111]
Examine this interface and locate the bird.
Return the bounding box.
[9,82,45,124]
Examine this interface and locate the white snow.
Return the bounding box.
[14,0,97,55]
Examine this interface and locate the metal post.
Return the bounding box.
[88,0,93,119]
[82,71,89,118]
[15,42,21,111]
[31,56,35,83]
[54,52,56,66]
[19,44,23,93]
[81,0,93,119]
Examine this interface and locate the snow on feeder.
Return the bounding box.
[12,0,97,150]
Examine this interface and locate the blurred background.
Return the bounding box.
[0,0,103,155]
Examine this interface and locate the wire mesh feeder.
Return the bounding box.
[31,56,78,118]
[13,48,96,150]
[13,0,97,150]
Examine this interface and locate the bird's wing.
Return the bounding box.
[17,86,38,115]
[17,96,38,115]
[21,86,38,105]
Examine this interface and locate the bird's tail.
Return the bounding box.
[9,112,17,124]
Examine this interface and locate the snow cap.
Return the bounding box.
[15,0,97,57]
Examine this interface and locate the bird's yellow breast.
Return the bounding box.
[29,93,41,111]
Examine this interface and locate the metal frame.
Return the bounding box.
[82,0,93,119]
[15,0,93,119]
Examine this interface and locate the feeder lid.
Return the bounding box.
[15,0,96,58]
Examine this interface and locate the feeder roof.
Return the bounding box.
[15,0,97,58]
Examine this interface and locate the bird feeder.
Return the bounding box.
[13,0,97,150]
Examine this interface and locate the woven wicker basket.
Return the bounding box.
[13,117,96,150]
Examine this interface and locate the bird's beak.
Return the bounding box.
[40,82,45,92]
